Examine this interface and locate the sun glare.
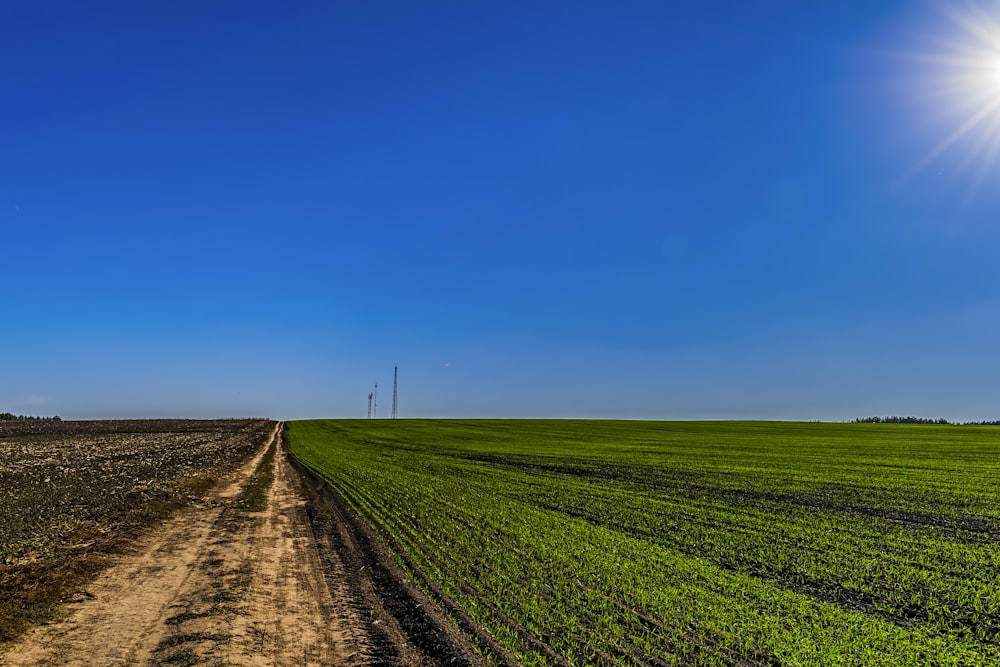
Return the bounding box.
[898,3,1000,185]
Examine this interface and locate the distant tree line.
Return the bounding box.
[0,413,61,421]
[855,416,950,424]
[855,416,1000,425]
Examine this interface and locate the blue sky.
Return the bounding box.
[4,1,1000,421]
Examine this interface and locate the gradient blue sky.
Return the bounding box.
[4,1,1000,421]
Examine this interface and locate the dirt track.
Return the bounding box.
[0,424,370,666]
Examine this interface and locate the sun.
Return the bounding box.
[896,3,1000,184]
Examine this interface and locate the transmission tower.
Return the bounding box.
[367,391,373,419]
[391,366,398,419]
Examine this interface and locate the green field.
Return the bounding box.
[287,419,1000,666]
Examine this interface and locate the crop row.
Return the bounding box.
[288,419,1000,665]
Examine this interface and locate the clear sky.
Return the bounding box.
[4,1,1000,421]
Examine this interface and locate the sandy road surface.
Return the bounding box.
[1,424,371,667]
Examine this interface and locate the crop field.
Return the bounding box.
[0,418,273,641]
[287,419,1000,666]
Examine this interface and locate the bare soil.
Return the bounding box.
[1,424,490,667]
[0,419,272,646]
[1,425,358,666]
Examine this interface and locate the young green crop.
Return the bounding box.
[287,419,1000,666]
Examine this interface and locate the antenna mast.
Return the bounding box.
[391,365,398,419]
[367,391,373,419]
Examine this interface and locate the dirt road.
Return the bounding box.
[1,424,371,666]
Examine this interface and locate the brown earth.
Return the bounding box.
[0,424,486,667]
